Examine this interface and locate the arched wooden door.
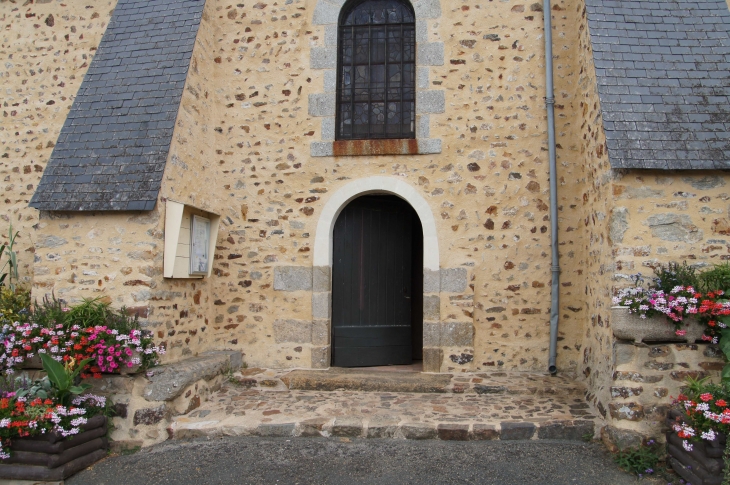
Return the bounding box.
[331,195,421,367]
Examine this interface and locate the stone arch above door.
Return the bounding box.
[310,176,454,372]
[313,176,439,271]
[308,0,445,157]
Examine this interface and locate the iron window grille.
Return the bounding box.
[336,0,416,140]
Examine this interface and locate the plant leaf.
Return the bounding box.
[39,353,70,390]
[69,384,92,395]
[722,364,730,383]
[71,358,94,380]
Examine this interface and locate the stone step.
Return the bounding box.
[275,368,586,396]
[171,369,599,443]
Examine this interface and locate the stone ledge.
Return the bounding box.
[143,351,242,402]
[172,418,598,442]
[310,139,443,157]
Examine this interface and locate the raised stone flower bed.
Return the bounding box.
[611,306,704,344]
[0,415,108,481]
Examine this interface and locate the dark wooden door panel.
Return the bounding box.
[332,195,413,367]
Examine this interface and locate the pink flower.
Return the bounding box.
[675,329,687,336]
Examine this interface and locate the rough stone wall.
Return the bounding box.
[27,0,728,379]
[149,0,223,364]
[0,0,116,286]
[567,0,616,421]
[609,342,724,439]
[29,0,223,365]
[20,0,605,371]
[610,171,730,277]
[182,0,601,371]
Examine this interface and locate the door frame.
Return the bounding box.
[312,176,443,372]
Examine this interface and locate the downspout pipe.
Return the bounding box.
[544,0,560,375]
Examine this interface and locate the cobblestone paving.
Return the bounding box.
[171,369,599,441]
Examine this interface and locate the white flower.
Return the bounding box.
[71,417,87,427]
[0,419,10,428]
[683,440,693,451]
[702,430,717,441]
[697,403,710,412]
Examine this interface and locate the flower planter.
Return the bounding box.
[611,306,705,344]
[119,351,142,375]
[666,409,726,485]
[0,415,108,481]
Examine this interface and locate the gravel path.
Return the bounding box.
[68,437,646,485]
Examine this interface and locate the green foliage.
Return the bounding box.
[721,440,730,485]
[0,225,19,291]
[64,298,114,329]
[57,297,140,334]
[652,261,700,294]
[719,328,730,385]
[15,375,53,401]
[39,353,92,406]
[613,442,660,478]
[0,287,31,324]
[701,262,730,293]
[31,293,69,329]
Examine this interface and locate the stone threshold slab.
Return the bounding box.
[173,416,596,442]
[281,369,453,393]
[277,368,586,396]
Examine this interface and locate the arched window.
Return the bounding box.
[337,0,416,140]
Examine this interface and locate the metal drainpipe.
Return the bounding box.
[544,0,560,375]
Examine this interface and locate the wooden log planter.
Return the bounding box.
[0,415,108,481]
[666,409,726,485]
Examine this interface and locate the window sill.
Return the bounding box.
[310,138,441,157]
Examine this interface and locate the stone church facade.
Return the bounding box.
[2,0,730,440]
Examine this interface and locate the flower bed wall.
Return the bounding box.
[85,351,241,450]
[604,341,724,444]
[0,415,108,481]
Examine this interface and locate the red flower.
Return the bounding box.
[716,399,727,407]
[701,393,714,402]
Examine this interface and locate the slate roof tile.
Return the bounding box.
[30,0,205,211]
[585,0,730,169]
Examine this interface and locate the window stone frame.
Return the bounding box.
[309,0,444,157]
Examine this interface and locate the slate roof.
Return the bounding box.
[585,0,730,170]
[29,0,205,211]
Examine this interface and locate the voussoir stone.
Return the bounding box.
[254,423,295,437]
[273,266,313,291]
[143,351,241,402]
[437,424,469,441]
[273,319,312,344]
[367,415,400,438]
[471,424,499,440]
[399,423,437,440]
[332,417,363,437]
[299,418,329,437]
[537,420,595,440]
[500,422,536,440]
